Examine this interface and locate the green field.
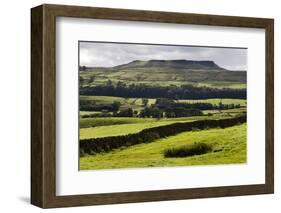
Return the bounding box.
[177,98,246,106]
[80,123,246,170]
[81,96,246,106]
[80,117,156,128]
[79,96,247,140]
[80,112,243,139]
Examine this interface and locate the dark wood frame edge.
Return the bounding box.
[31,4,274,208]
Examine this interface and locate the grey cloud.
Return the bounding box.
[79,42,247,71]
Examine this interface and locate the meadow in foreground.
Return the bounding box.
[80,123,246,170]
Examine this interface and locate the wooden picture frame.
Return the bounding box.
[31,4,274,208]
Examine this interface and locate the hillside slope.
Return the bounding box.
[80,60,246,88]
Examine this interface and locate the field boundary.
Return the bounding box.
[80,115,246,155]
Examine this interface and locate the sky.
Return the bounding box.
[79,41,247,71]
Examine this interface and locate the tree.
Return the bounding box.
[150,107,163,119]
[80,65,87,71]
[80,83,247,100]
[107,79,112,86]
[112,101,121,111]
[79,76,84,85]
[139,107,150,118]
[116,108,133,117]
[218,101,223,110]
[88,76,95,84]
[117,81,126,88]
[133,110,139,117]
[142,98,149,107]
[136,75,142,81]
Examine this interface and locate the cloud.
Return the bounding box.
[79,41,247,71]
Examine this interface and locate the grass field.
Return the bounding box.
[79,95,247,169]
[79,110,246,139]
[177,98,246,106]
[80,117,157,128]
[81,96,246,106]
[80,116,210,139]
[80,95,156,105]
[80,123,246,170]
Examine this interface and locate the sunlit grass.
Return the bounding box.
[80,123,246,170]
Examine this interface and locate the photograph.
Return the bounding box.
[78,41,247,170]
[30,4,274,208]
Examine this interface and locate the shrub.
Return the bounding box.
[163,142,213,158]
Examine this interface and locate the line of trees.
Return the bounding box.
[155,98,241,110]
[80,98,242,119]
[139,107,203,118]
[80,82,246,100]
[80,100,120,112]
[138,98,241,118]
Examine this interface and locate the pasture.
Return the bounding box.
[79,94,247,170]
[80,123,246,170]
[80,65,246,89]
[79,112,242,139]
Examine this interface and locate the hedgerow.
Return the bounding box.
[80,115,246,155]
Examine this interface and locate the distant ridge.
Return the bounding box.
[113,59,226,70]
